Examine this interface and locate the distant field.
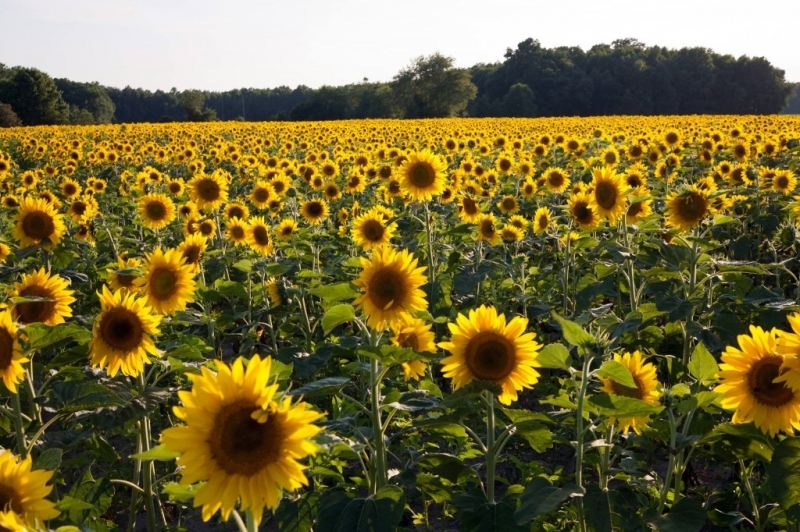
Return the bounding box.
[1,116,800,531]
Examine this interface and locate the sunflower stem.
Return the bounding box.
[246,509,258,532]
[599,423,614,491]
[739,459,763,532]
[25,365,42,424]
[231,509,248,532]
[369,330,388,494]
[137,375,158,532]
[11,390,28,458]
[485,391,497,503]
[423,202,437,307]
[574,349,595,532]
[657,405,678,514]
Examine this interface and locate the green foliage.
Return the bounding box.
[0,67,69,125]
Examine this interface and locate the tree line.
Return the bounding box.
[0,38,796,127]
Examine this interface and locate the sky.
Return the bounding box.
[2,0,799,92]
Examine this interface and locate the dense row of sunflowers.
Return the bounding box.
[1,115,800,531]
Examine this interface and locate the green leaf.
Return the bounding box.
[55,496,95,512]
[596,360,636,389]
[309,283,360,303]
[643,497,705,532]
[164,336,212,360]
[551,312,595,351]
[275,492,319,532]
[290,377,350,397]
[515,477,583,524]
[457,486,528,532]
[702,423,774,462]
[163,482,201,503]
[316,486,405,532]
[34,448,63,470]
[50,381,127,413]
[687,342,718,385]
[130,444,181,461]
[23,322,91,351]
[588,393,664,418]
[231,259,253,273]
[502,409,553,453]
[358,344,434,365]
[214,279,248,300]
[536,343,572,370]
[322,304,355,334]
[417,453,479,484]
[768,437,800,515]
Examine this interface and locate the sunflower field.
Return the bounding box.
[1,116,800,531]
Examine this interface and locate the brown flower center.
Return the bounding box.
[501,198,516,211]
[397,332,419,351]
[21,211,55,240]
[748,356,794,407]
[0,484,22,514]
[98,307,143,352]
[230,226,245,240]
[360,220,384,242]
[594,182,619,210]
[15,286,56,324]
[196,179,220,201]
[228,206,245,219]
[462,197,478,216]
[409,163,435,188]
[199,223,214,237]
[208,400,283,476]
[183,246,202,265]
[547,172,565,189]
[253,188,269,203]
[464,331,516,381]
[145,201,167,221]
[305,202,323,218]
[0,327,15,370]
[252,225,270,246]
[676,192,708,223]
[776,176,790,190]
[368,267,406,311]
[572,201,594,225]
[149,267,178,301]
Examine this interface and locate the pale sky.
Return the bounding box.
[2,0,798,92]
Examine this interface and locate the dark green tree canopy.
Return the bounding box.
[55,78,116,124]
[392,53,477,118]
[0,67,69,125]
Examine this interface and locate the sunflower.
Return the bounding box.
[569,192,601,231]
[250,180,272,209]
[197,219,216,239]
[500,225,524,243]
[476,214,501,246]
[520,177,537,199]
[60,178,81,199]
[269,175,292,197]
[352,247,427,330]
[138,193,176,231]
[589,166,628,223]
[160,355,323,525]
[399,149,447,201]
[351,211,396,251]
[626,187,653,224]
[266,278,283,307]
[178,233,208,271]
[544,167,570,193]
[716,325,800,437]
[0,449,60,527]
[166,177,186,197]
[66,197,98,224]
[665,186,710,232]
[0,309,28,393]
[598,351,661,434]
[89,286,161,378]
[300,199,329,226]
[246,216,274,256]
[0,242,11,264]
[390,314,436,381]
[108,257,142,293]
[496,195,519,214]
[323,182,342,201]
[533,207,552,234]
[457,195,482,224]
[188,172,228,211]
[439,305,541,405]
[772,169,797,195]
[13,196,66,249]
[0,510,27,531]
[137,248,197,315]
[11,268,75,325]
[275,218,298,241]
[226,217,249,246]
[224,202,250,222]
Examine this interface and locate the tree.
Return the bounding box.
[55,79,115,123]
[392,53,477,118]
[0,67,69,125]
[0,102,21,127]
[179,90,216,122]
[502,83,537,116]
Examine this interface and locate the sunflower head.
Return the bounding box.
[598,351,661,434]
[439,305,542,405]
[137,248,197,315]
[399,150,447,202]
[717,325,800,437]
[665,186,709,232]
[13,196,67,249]
[11,268,75,325]
[160,355,323,525]
[352,211,396,251]
[0,450,60,527]
[352,247,428,330]
[0,310,28,393]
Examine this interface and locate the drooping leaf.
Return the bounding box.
[515,477,583,524]
[322,304,355,334]
[290,377,350,397]
[551,312,595,351]
[536,343,572,370]
[588,393,664,418]
[642,497,705,532]
[309,283,360,303]
[596,360,636,389]
[315,486,405,532]
[687,342,718,385]
[457,486,528,532]
[768,437,800,517]
[130,444,181,461]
